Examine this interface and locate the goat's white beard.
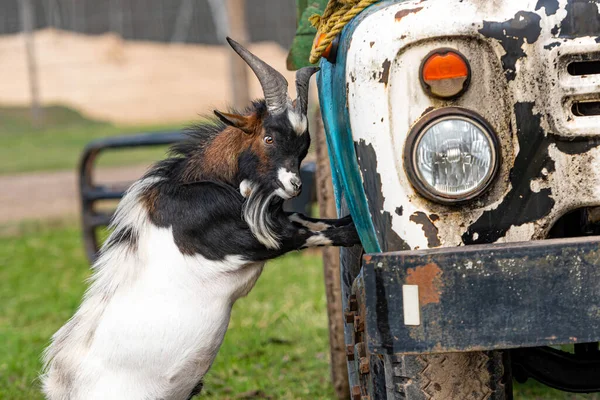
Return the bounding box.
[243,188,280,250]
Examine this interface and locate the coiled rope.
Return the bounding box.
[309,0,380,64]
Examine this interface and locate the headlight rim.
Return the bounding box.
[404,107,501,205]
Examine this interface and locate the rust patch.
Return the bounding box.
[369,41,375,48]
[420,106,435,117]
[379,59,391,86]
[406,262,443,305]
[410,211,441,247]
[394,7,423,21]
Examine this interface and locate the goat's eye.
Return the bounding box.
[264,136,274,145]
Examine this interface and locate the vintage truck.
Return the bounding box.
[79,0,600,398]
[313,0,600,398]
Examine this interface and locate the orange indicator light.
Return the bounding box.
[313,33,333,60]
[420,49,471,99]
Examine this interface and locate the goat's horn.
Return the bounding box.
[226,37,289,115]
[294,66,319,116]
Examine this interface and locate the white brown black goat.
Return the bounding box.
[41,38,360,400]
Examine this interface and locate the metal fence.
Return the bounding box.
[0,0,297,47]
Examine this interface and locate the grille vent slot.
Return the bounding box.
[567,60,600,76]
[572,101,600,117]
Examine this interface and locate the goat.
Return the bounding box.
[41,38,360,400]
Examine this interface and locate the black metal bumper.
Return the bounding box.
[360,236,600,355]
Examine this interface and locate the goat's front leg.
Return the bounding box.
[297,224,361,249]
[287,212,353,232]
[280,213,360,251]
[245,212,360,261]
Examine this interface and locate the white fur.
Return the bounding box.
[42,183,265,400]
[276,168,300,200]
[243,189,280,249]
[305,234,333,247]
[287,110,307,135]
[239,179,254,198]
[288,213,331,231]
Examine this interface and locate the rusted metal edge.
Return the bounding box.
[361,236,600,355]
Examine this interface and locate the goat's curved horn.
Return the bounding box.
[294,66,319,116]
[226,37,289,115]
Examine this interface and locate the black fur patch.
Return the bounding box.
[186,380,203,399]
[104,226,137,252]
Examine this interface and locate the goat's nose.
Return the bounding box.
[291,178,302,192]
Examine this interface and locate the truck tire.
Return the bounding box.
[348,275,512,399]
[390,351,511,400]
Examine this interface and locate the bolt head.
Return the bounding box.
[349,294,358,311]
[351,385,362,400]
[356,342,366,357]
[345,311,355,323]
[346,344,355,361]
[354,315,364,332]
[359,357,370,374]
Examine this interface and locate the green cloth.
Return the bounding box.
[287,0,329,70]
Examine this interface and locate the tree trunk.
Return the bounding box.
[314,108,350,400]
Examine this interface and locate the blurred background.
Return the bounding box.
[0,1,335,399]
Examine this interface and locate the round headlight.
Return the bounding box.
[405,108,499,203]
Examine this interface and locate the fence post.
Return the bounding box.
[20,0,43,126]
[226,0,250,108]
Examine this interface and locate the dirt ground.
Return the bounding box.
[0,164,149,224]
[0,29,298,125]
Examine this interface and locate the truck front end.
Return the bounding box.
[318,0,600,398]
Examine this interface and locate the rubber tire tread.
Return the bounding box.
[392,351,510,400]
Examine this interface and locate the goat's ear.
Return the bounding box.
[214,110,253,134]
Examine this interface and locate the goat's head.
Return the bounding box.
[213,38,318,201]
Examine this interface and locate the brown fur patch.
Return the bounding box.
[141,185,160,217]
[185,113,269,183]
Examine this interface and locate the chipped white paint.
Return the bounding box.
[343,0,600,249]
[402,285,420,326]
[501,223,537,243]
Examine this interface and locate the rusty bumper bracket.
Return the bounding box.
[361,236,600,355]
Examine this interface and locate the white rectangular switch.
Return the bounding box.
[402,284,421,326]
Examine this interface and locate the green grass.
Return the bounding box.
[0,222,335,399]
[0,105,185,174]
[1,221,599,399]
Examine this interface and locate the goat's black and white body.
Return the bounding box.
[42,179,267,400]
[42,38,360,400]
